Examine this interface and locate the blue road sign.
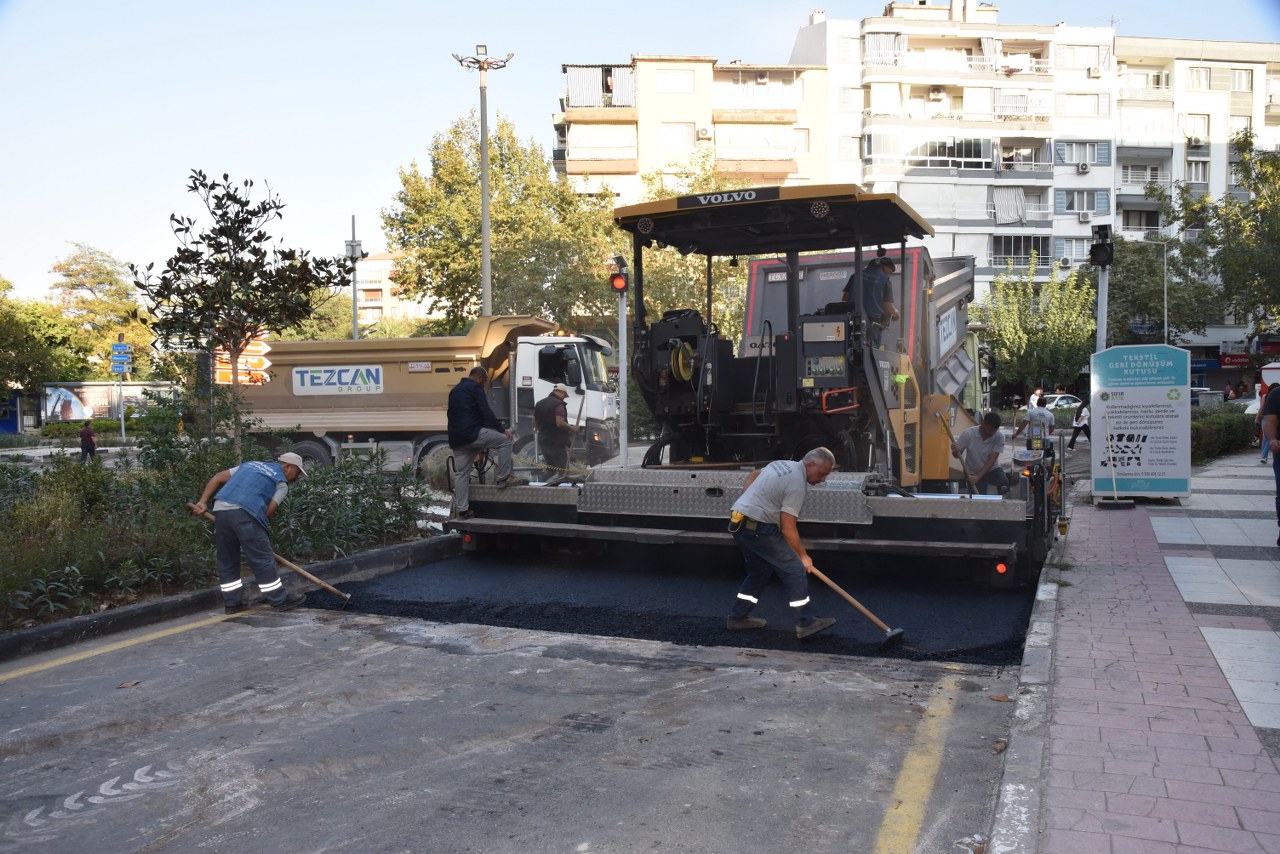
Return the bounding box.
[111,342,133,353]
[110,363,131,374]
[110,353,132,362]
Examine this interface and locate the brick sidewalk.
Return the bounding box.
[1035,499,1280,853]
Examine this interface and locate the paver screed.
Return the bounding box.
[1041,502,1280,853]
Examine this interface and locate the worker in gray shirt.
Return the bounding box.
[951,412,1011,495]
[725,447,838,640]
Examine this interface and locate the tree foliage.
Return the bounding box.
[382,113,622,333]
[274,287,354,341]
[131,170,352,454]
[1151,131,1280,350]
[50,243,153,379]
[1104,236,1216,347]
[0,276,89,390]
[971,254,1097,395]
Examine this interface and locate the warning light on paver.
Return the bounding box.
[995,562,1008,575]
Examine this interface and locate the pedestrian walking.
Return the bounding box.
[1013,396,1055,455]
[1263,385,1280,545]
[191,453,309,613]
[79,419,96,463]
[725,447,838,639]
[447,366,523,520]
[1067,401,1090,450]
[534,383,579,484]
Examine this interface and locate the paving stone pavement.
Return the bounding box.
[997,449,1280,853]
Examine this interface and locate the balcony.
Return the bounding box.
[993,101,1052,123]
[1118,226,1164,241]
[1118,86,1172,101]
[1117,171,1172,195]
[716,145,796,160]
[866,52,1050,76]
[561,145,639,175]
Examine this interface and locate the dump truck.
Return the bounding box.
[448,186,1056,584]
[238,317,619,476]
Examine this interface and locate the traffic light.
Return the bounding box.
[609,271,629,293]
[1088,242,1114,267]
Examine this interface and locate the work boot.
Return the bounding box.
[495,475,529,488]
[726,615,767,630]
[454,509,474,520]
[271,591,307,612]
[224,601,249,616]
[796,617,836,639]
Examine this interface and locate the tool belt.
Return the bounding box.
[728,511,762,533]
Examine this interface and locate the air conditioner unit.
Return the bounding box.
[696,127,713,140]
[1088,66,1103,78]
[755,71,769,85]
[1076,161,1091,174]
[1188,135,1204,147]
[1059,257,1072,269]
[1078,211,1093,223]
[928,86,945,101]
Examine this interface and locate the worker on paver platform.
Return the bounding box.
[725,447,838,640]
[951,412,1011,496]
[534,382,579,485]
[447,366,523,519]
[192,453,308,614]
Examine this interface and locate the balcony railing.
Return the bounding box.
[865,154,993,171]
[866,53,1050,75]
[563,146,638,161]
[993,102,1052,122]
[1118,226,1164,240]
[1118,86,1172,100]
[716,145,797,161]
[863,108,1052,123]
[1117,172,1172,190]
[997,161,1054,173]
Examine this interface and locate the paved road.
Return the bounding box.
[1,604,1019,854]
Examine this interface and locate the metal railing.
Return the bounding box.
[1118,86,1172,100]
[1117,171,1172,189]
[1118,226,1164,240]
[563,146,638,160]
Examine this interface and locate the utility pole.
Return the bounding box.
[346,216,363,339]
[454,46,513,317]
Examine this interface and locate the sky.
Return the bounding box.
[2,0,1278,301]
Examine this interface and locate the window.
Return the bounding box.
[841,136,861,161]
[1121,164,1157,183]
[793,128,810,154]
[358,306,382,323]
[1231,68,1253,92]
[654,69,694,94]
[1188,67,1210,90]
[660,123,695,150]
[991,235,1051,265]
[1061,238,1091,261]
[1230,115,1252,136]
[1063,190,1097,212]
[359,289,382,302]
[1059,93,1109,117]
[1186,159,1209,183]
[1061,142,1098,164]
[1186,114,1209,139]
[839,86,861,111]
[1060,44,1104,69]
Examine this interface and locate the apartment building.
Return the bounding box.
[352,252,436,330]
[552,56,827,199]
[552,1,1280,383]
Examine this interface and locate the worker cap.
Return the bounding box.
[552,383,571,395]
[277,452,309,476]
[876,257,896,271]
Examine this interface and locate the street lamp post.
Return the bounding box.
[454,45,513,317]
[345,216,363,340]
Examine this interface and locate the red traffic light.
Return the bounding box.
[609,272,629,293]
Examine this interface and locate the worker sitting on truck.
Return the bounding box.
[534,383,579,485]
[950,412,1011,496]
[191,453,309,614]
[840,256,899,348]
[447,366,522,519]
[725,447,839,640]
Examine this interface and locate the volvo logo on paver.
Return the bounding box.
[292,365,383,395]
[677,187,779,208]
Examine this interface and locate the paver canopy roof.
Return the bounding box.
[613,184,934,257]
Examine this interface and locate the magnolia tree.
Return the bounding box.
[132,170,352,456]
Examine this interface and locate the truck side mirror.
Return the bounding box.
[566,361,583,386]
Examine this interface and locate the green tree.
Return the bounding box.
[49,243,152,379]
[1151,131,1280,350]
[971,254,1096,396]
[1105,235,1215,347]
[635,148,755,346]
[132,170,352,456]
[382,112,621,332]
[0,277,89,391]
[275,287,354,341]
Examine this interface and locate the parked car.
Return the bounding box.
[1016,393,1082,414]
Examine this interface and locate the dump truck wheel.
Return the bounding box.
[418,442,454,491]
[290,440,332,469]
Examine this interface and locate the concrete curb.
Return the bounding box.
[0,533,463,664]
[987,499,1074,854]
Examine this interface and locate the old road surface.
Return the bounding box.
[0,543,1035,853]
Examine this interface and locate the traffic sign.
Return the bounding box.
[111,342,133,353]
[110,363,132,374]
[214,367,269,385]
[110,353,133,363]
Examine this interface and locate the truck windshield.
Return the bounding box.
[579,345,612,392]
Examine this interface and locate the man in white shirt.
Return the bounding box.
[951,412,1010,495]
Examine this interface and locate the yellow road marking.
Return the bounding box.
[0,607,265,682]
[873,674,961,854]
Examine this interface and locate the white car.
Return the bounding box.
[1017,394,1083,414]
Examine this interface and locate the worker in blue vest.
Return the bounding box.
[192,452,308,614]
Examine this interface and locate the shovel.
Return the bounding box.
[809,566,905,647]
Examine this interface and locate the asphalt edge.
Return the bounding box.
[987,510,1071,854]
[0,532,463,664]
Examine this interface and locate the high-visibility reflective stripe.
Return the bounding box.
[221,580,243,593]
[736,593,758,604]
[259,579,283,593]
[789,597,810,608]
